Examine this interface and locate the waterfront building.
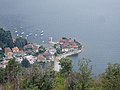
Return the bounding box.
[59,38,78,53]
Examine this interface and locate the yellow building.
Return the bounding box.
[4,48,13,59]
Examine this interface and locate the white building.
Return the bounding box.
[25,55,37,64]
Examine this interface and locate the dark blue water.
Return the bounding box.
[0,0,120,75]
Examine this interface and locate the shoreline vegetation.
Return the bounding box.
[0,28,120,90]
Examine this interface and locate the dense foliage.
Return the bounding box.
[14,37,28,49]
[0,57,120,90]
[101,63,120,90]
[60,57,72,75]
[0,28,14,48]
[77,58,93,90]
[21,58,31,68]
[38,45,46,54]
[0,49,4,61]
[74,39,82,49]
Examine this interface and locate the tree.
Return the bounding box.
[56,48,62,54]
[53,73,66,90]
[0,41,7,49]
[0,49,4,62]
[20,64,41,89]
[21,58,31,68]
[64,58,93,90]
[39,69,55,90]
[66,72,80,90]
[74,39,82,49]
[6,58,21,90]
[60,57,72,75]
[0,28,14,48]
[20,64,56,90]
[5,31,14,48]
[38,45,46,54]
[53,44,57,49]
[77,58,93,90]
[54,58,74,90]
[15,37,28,49]
[101,63,120,90]
[0,68,6,83]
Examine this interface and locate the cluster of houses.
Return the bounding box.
[0,43,56,68]
[58,38,79,53]
[0,37,80,68]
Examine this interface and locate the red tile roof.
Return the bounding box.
[37,55,46,61]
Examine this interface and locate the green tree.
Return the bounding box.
[53,73,66,90]
[0,49,4,62]
[5,31,14,48]
[77,58,93,90]
[6,58,21,90]
[101,63,120,90]
[74,39,82,49]
[56,48,62,54]
[20,64,56,90]
[39,69,55,90]
[60,57,72,76]
[0,68,6,83]
[38,45,46,54]
[66,72,80,90]
[21,58,31,68]
[53,44,57,49]
[15,37,28,49]
[54,58,74,90]
[0,28,13,48]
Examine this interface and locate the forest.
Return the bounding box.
[0,57,120,90]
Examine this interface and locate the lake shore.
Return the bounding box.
[55,49,82,61]
[54,46,83,71]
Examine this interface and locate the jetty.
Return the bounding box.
[55,49,82,60]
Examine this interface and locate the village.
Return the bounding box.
[0,37,82,69]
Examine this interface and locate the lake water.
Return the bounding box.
[0,0,120,75]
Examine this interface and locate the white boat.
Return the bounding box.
[21,32,24,34]
[29,33,32,35]
[35,34,38,36]
[26,35,29,37]
[41,30,44,33]
[15,31,18,33]
[40,30,44,36]
[41,33,44,36]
